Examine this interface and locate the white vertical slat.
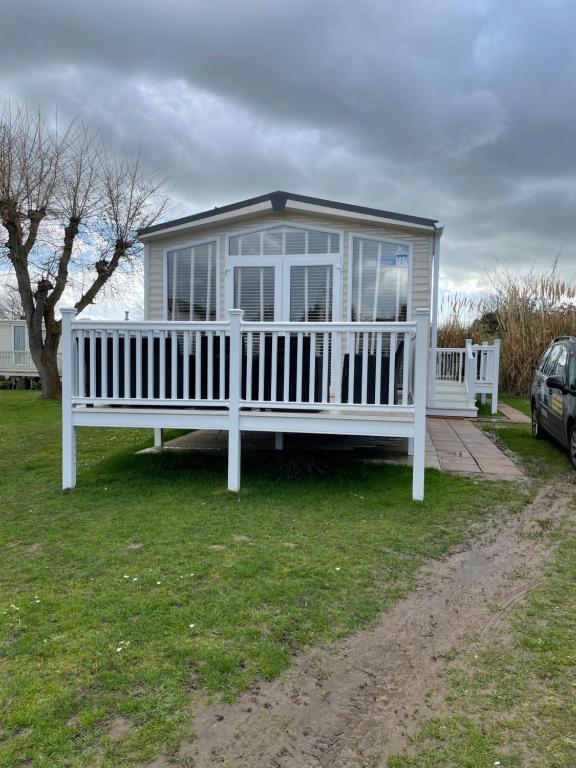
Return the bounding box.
[171,330,178,400]
[402,332,410,405]
[146,332,153,399]
[159,331,166,400]
[388,332,397,405]
[183,331,190,400]
[296,332,303,402]
[207,331,214,400]
[124,331,131,400]
[101,331,108,399]
[246,331,253,401]
[309,332,316,402]
[77,330,85,397]
[361,331,368,404]
[219,331,225,401]
[113,331,119,398]
[135,331,142,399]
[283,333,290,402]
[89,330,96,399]
[322,332,329,403]
[195,330,202,400]
[258,331,265,401]
[271,332,278,403]
[347,331,356,404]
[375,332,383,404]
[333,332,342,403]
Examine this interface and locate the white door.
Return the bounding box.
[227,255,341,321]
[13,324,27,366]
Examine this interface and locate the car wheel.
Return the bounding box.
[569,423,576,470]
[532,404,544,440]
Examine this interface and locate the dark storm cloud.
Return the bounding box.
[1,0,575,284]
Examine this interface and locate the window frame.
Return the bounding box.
[225,221,343,321]
[347,233,413,323]
[163,237,221,321]
[12,323,27,352]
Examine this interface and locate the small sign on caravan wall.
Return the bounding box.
[395,246,409,267]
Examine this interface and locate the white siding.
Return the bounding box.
[145,210,434,321]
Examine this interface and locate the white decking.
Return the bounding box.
[61,309,430,500]
[429,340,500,417]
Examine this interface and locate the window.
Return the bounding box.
[167,242,217,320]
[233,266,275,321]
[13,325,26,352]
[229,226,339,257]
[350,237,409,322]
[542,344,561,376]
[289,265,333,321]
[568,353,576,390]
[554,345,569,383]
[537,346,552,371]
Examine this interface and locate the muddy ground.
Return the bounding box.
[148,482,573,767]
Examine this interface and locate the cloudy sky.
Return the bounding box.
[2,0,575,304]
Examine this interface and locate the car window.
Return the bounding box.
[537,347,552,371]
[542,345,561,375]
[554,346,568,382]
[568,353,576,390]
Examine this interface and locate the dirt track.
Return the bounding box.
[154,482,573,768]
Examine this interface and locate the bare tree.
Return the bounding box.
[0,282,24,319]
[0,105,166,398]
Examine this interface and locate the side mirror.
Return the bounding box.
[546,374,565,391]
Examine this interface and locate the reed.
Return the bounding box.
[437,264,576,394]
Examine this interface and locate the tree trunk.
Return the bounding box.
[29,328,62,400]
[37,354,62,400]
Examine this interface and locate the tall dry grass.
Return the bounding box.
[437,264,576,395]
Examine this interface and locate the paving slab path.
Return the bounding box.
[427,417,523,478]
[498,402,532,424]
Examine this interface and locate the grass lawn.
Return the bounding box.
[390,396,576,768]
[0,392,545,766]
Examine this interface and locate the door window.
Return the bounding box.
[233,266,276,321]
[289,265,333,321]
[554,346,568,383]
[542,345,561,376]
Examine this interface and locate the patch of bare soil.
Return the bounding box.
[158,483,573,768]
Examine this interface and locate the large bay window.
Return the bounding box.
[350,236,409,322]
[167,241,217,320]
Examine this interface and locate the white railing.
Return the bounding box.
[0,350,35,370]
[61,308,431,500]
[63,316,420,412]
[435,347,466,383]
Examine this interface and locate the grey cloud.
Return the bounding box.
[0,0,575,285]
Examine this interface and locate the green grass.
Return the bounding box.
[501,394,532,417]
[0,393,532,766]
[389,412,576,767]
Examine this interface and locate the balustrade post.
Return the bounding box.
[412,309,429,501]
[61,308,77,489]
[227,310,243,491]
[492,339,500,414]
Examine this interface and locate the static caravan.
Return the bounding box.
[60,192,500,499]
[0,319,38,378]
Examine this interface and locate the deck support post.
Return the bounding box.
[274,432,284,450]
[412,309,429,501]
[154,428,164,448]
[407,437,414,456]
[227,310,243,492]
[61,308,78,489]
[492,339,500,415]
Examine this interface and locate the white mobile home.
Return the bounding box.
[0,319,38,378]
[61,192,499,499]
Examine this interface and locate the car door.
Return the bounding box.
[538,344,561,429]
[546,344,568,442]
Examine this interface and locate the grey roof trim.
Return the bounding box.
[139,191,438,236]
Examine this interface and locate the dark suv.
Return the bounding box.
[531,336,576,469]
